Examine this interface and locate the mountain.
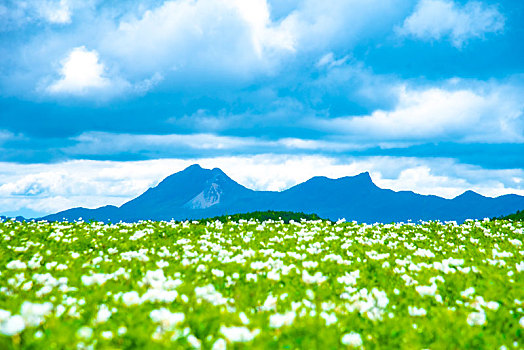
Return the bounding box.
[41,164,524,223]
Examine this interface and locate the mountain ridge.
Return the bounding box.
[40,164,524,223]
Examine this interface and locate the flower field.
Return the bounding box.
[0,217,523,349]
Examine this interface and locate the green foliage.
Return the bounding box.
[199,210,323,224]
[497,209,524,221]
[0,218,522,349]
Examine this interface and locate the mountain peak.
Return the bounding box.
[183,164,204,172]
[455,190,485,200]
[211,167,226,175]
[355,171,372,181]
[343,171,375,186]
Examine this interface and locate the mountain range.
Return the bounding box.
[38,164,524,223]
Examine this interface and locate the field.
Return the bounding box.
[0,218,523,349]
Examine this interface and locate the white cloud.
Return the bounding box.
[316,52,350,68]
[6,0,409,98]
[316,84,524,143]
[0,160,165,214]
[37,0,72,24]
[0,0,73,29]
[95,0,406,81]
[101,0,295,79]
[397,0,505,47]
[45,46,162,98]
[279,0,401,53]
[47,46,115,95]
[0,155,522,215]
[62,132,365,157]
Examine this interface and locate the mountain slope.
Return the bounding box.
[42,164,524,223]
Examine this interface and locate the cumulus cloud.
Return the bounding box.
[45,46,163,98]
[0,156,522,215]
[101,0,295,79]
[397,0,505,47]
[277,0,406,54]
[94,0,406,81]
[316,83,523,143]
[47,46,115,95]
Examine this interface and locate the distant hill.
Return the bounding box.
[0,215,26,222]
[41,164,524,223]
[200,211,323,223]
[497,209,524,221]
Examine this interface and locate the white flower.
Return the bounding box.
[122,291,141,306]
[212,338,227,350]
[467,311,486,326]
[95,304,112,324]
[460,287,475,298]
[341,332,363,347]
[302,270,327,284]
[0,310,11,322]
[508,239,522,246]
[0,315,25,336]
[6,260,27,270]
[486,301,499,311]
[55,305,66,317]
[195,285,227,305]
[187,334,201,348]
[82,273,112,286]
[302,261,319,269]
[141,289,178,303]
[267,270,280,281]
[337,271,360,286]
[414,248,435,258]
[320,311,338,326]
[45,262,58,270]
[150,308,185,331]
[143,269,167,289]
[269,311,296,328]
[416,284,437,297]
[220,326,260,342]
[129,230,148,241]
[342,288,389,321]
[239,312,250,325]
[56,264,68,271]
[519,316,524,328]
[76,326,93,339]
[261,295,278,311]
[408,306,427,317]
[92,256,103,265]
[101,331,113,339]
[212,269,224,278]
[156,260,169,268]
[20,301,53,327]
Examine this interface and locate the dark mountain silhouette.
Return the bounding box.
[41,164,524,223]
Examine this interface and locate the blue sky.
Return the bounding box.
[0,0,523,216]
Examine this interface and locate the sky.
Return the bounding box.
[0,0,523,217]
